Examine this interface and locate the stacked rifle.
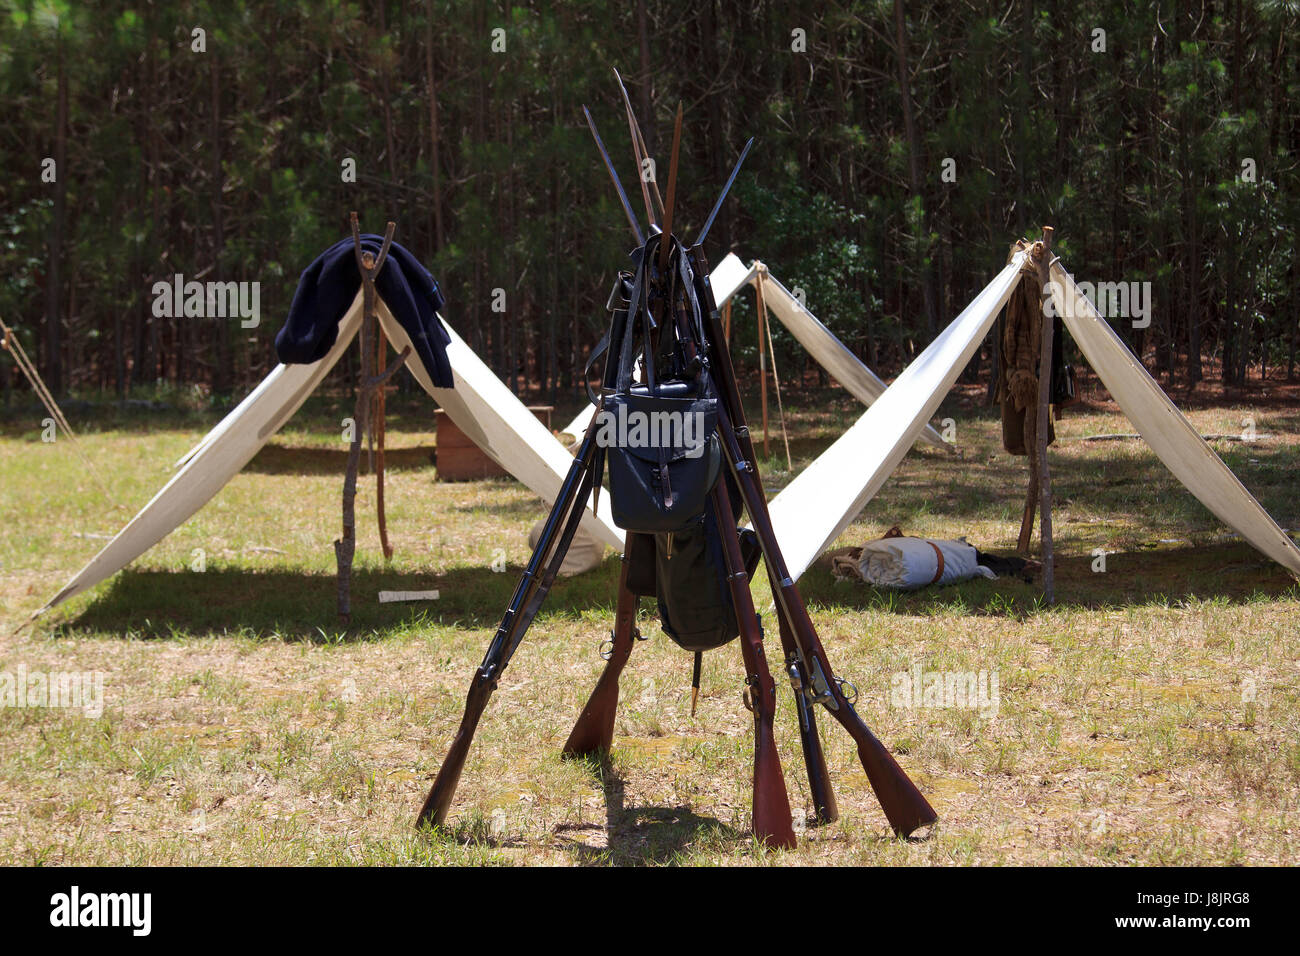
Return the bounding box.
[416,72,936,847]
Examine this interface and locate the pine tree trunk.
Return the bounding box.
[893,0,940,340]
[425,0,445,252]
[45,35,68,397]
[212,52,230,394]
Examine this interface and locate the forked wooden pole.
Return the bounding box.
[1032,226,1056,604]
[337,213,407,624]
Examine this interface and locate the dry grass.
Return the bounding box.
[0,389,1297,865]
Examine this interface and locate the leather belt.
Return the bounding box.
[926,541,946,584]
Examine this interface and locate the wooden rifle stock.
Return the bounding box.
[416,668,495,828]
[747,675,794,849]
[854,724,936,837]
[711,481,796,850]
[562,556,639,758]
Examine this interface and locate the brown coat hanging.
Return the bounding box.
[996,246,1056,455]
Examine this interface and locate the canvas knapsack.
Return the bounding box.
[624,475,761,653]
[599,237,723,534]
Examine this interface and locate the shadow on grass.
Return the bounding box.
[57,557,625,641]
[428,757,735,864]
[53,538,1296,641]
[0,391,445,437]
[447,493,557,517]
[556,754,740,865]
[796,540,1299,616]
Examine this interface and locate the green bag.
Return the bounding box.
[652,508,762,652]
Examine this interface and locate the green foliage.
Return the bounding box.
[0,0,1298,400]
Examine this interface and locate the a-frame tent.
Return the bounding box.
[709,253,951,451]
[763,248,1300,582]
[39,290,624,615]
[1047,259,1300,575]
[43,244,1299,616]
[561,253,951,451]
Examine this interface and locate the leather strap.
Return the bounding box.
[583,331,611,407]
[926,540,946,584]
[615,250,650,395]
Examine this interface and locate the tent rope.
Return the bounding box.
[757,273,793,470]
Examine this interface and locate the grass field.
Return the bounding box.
[1,385,1298,865]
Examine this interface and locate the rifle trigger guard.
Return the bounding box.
[836,677,859,706]
[742,676,756,713]
[633,626,649,642]
[599,638,614,661]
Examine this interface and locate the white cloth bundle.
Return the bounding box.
[841,537,996,590]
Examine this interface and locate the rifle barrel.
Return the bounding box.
[613,69,660,227]
[658,102,683,273]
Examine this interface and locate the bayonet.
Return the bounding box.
[693,137,754,249]
[583,106,645,246]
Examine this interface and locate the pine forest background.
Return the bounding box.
[1,0,1297,407]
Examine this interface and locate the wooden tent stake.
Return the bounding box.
[336,212,410,625]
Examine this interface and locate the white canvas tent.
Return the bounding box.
[43,246,1299,616]
[762,250,1300,582]
[710,254,950,451]
[1047,260,1300,576]
[561,253,950,450]
[40,290,623,614]
[764,253,1027,579]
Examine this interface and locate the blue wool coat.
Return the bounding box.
[275,235,453,388]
